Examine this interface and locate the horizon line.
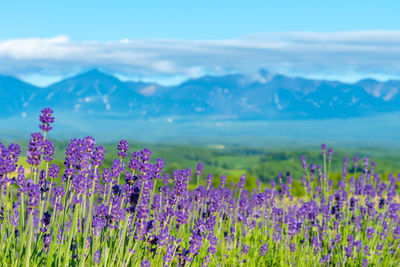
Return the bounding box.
[2,67,400,88]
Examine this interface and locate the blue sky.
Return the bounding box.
[0,0,398,40]
[0,1,399,86]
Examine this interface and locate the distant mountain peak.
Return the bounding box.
[256,69,276,83]
[1,69,400,119]
[356,78,380,84]
[258,68,273,77]
[76,68,115,79]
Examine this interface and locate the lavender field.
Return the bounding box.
[0,108,399,266]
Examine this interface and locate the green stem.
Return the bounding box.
[24,211,34,267]
[80,177,97,267]
[62,195,80,266]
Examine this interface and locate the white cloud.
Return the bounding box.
[151,61,176,73]
[1,31,400,83]
[0,35,75,59]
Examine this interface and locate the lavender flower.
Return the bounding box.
[206,173,213,189]
[117,140,129,159]
[321,144,326,154]
[140,148,152,162]
[363,157,369,172]
[290,243,296,252]
[92,146,106,167]
[328,148,333,161]
[41,211,51,233]
[173,169,189,196]
[94,250,101,264]
[220,174,227,188]
[141,260,151,267]
[241,244,249,255]
[354,156,359,169]
[237,174,246,189]
[301,155,307,170]
[342,158,348,177]
[43,139,54,161]
[259,243,268,256]
[154,158,166,178]
[27,132,44,166]
[27,180,40,208]
[39,107,54,133]
[48,163,60,179]
[196,162,204,176]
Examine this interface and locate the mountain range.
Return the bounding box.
[1,69,400,120]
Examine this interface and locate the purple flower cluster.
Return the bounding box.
[39,107,55,133]
[117,139,129,158]
[0,142,20,181]
[27,132,44,166]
